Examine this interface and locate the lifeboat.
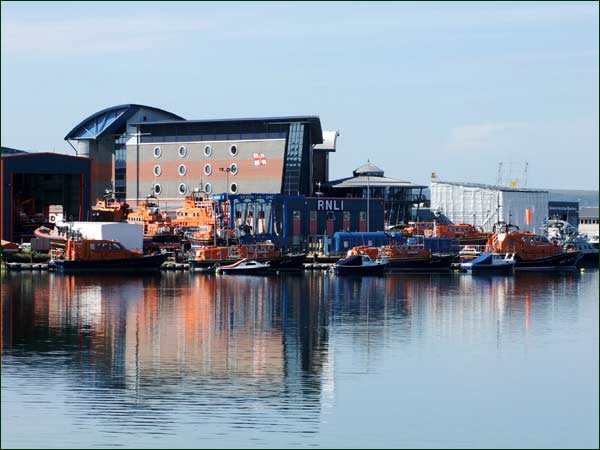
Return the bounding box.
[49,233,168,272]
[127,195,179,251]
[485,222,581,270]
[379,243,454,271]
[172,190,235,245]
[432,224,493,245]
[90,189,132,222]
[189,242,305,272]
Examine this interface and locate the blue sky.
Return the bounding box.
[1,1,598,190]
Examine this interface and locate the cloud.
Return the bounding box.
[1,2,596,58]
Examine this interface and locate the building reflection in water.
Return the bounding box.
[1,269,585,430]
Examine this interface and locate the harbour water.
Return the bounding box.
[2,270,598,448]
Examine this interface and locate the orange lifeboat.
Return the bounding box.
[127,195,179,251]
[485,222,581,269]
[91,190,132,222]
[173,190,234,244]
[433,224,492,245]
[50,235,168,272]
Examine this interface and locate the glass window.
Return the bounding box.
[230,182,238,194]
[230,163,238,175]
[204,145,212,157]
[153,165,161,177]
[179,183,187,195]
[178,146,187,157]
[153,146,161,158]
[204,163,212,176]
[154,183,162,195]
[178,164,187,176]
[229,144,238,156]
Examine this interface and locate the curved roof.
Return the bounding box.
[64,104,184,140]
[353,162,384,177]
[331,175,426,189]
[313,130,339,152]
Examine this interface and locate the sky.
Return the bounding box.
[1,1,598,190]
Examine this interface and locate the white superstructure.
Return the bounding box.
[430,180,548,233]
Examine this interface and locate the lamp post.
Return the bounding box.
[219,167,231,247]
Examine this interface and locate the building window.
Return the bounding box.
[204,182,212,194]
[283,123,304,195]
[230,163,238,175]
[154,183,162,195]
[153,165,161,177]
[230,182,238,194]
[178,183,187,195]
[229,144,238,156]
[178,146,187,157]
[153,146,161,158]
[204,145,212,157]
[178,164,187,176]
[204,163,212,176]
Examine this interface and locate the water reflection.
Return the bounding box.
[1,269,596,448]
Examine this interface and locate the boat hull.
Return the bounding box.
[332,264,387,275]
[50,253,168,272]
[577,252,599,267]
[514,251,581,270]
[190,254,306,272]
[386,254,454,271]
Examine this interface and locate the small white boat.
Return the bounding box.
[216,258,270,274]
[331,254,388,275]
[460,252,515,272]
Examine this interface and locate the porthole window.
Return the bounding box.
[153,146,162,158]
[203,182,212,194]
[230,182,238,194]
[178,164,187,176]
[178,146,187,158]
[204,163,212,176]
[178,183,187,195]
[153,183,162,195]
[229,144,238,156]
[204,145,212,157]
[153,165,162,177]
[230,163,238,175]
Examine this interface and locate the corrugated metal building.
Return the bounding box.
[430,180,548,232]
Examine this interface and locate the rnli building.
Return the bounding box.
[61,104,424,243]
[125,116,324,206]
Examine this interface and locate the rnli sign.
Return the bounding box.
[317,200,344,211]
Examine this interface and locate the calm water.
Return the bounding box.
[2,269,598,448]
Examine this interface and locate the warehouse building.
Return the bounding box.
[430,180,549,232]
[1,148,91,242]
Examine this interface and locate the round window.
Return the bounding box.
[153,165,161,177]
[230,182,238,194]
[178,146,187,157]
[204,163,212,176]
[153,183,162,195]
[229,144,238,156]
[204,145,212,157]
[178,164,187,176]
[178,183,187,195]
[203,182,212,194]
[230,163,238,175]
[153,146,161,158]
